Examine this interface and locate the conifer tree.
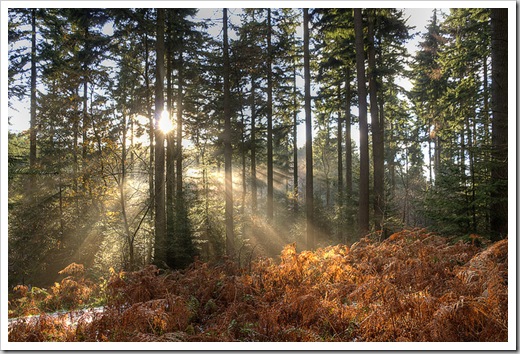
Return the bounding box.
[303,8,314,249]
[223,8,235,257]
[154,8,167,266]
[354,8,369,235]
[490,8,508,240]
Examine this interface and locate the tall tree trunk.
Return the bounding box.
[266,8,274,220]
[303,8,314,249]
[428,125,433,184]
[81,16,91,185]
[120,113,134,269]
[166,128,175,261]
[490,8,508,240]
[292,64,299,213]
[434,121,441,179]
[174,39,194,268]
[345,69,352,199]
[153,8,166,266]
[176,49,184,196]
[483,55,490,148]
[165,15,175,266]
[467,107,477,233]
[482,55,491,229]
[250,77,258,212]
[82,79,88,180]
[389,121,396,196]
[368,10,384,232]
[354,8,370,235]
[223,8,235,257]
[144,30,154,265]
[29,9,37,181]
[72,87,80,215]
[337,83,343,206]
[240,106,247,219]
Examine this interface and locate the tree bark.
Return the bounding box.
[337,83,343,206]
[490,8,508,240]
[293,64,299,213]
[223,8,235,256]
[29,9,37,178]
[120,113,134,269]
[345,69,353,199]
[303,8,314,249]
[266,8,274,220]
[165,13,175,266]
[368,10,384,232]
[354,8,370,235]
[153,8,167,266]
[250,77,258,212]
[144,29,154,265]
[176,48,184,196]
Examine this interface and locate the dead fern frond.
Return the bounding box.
[58,263,85,277]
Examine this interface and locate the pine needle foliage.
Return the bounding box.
[8,229,508,342]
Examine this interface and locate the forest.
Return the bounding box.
[6,7,509,344]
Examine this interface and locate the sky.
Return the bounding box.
[6,7,437,135]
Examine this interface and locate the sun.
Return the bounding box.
[158,110,174,134]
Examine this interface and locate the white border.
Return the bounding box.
[1,1,516,351]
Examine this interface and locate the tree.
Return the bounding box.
[367,9,384,232]
[354,8,369,235]
[303,8,314,249]
[266,8,274,220]
[223,8,235,257]
[154,8,167,266]
[29,8,37,181]
[410,10,445,184]
[7,9,41,188]
[490,8,508,240]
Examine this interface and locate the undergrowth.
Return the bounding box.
[8,263,103,319]
[8,228,508,342]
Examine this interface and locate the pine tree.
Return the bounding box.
[154,8,167,266]
[354,8,369,235]
[223,8,235,257]
[303,8,314,249]
[367,9,384,232]
[490,8,508,240]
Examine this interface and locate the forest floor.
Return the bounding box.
[8,228,508,342]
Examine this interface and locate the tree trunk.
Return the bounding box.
[82,79,88,181]
[250,77,258,212]
[354,8,370,235]
[266,8,274,220]
[154,8,167,266]
[165,14,175,266]
[144,32,155,265]
[292,64,299,213]
[337,83,343,206]
[29,9,37,179]
[345,69,353,199]
[223,8,235,257]
[303,8,314,249]
[368,10,384,232]
[434,121,441,180]
[176,48,184,196]
[73,87,79,215]
[81,17,91,182]
[490,8,508,240]
[120,113,134,269]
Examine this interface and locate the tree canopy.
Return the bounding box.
[7,7,509,289]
